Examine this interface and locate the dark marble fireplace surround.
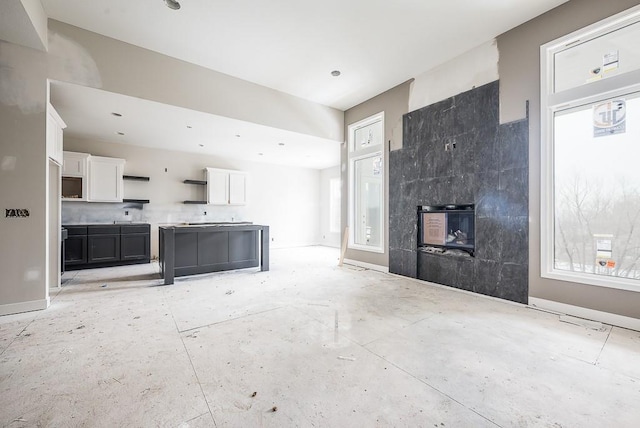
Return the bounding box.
[389,80,529,304]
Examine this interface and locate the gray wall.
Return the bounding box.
[498,0,640,318]
[342,80,412,268]
[0,85,48,313]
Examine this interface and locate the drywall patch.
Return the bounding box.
[47,30,102,89]
[0,30,102,114]
[409,40,499,112]
[0,40,47,114]
[24,269,40,281]
[1,156,17,171]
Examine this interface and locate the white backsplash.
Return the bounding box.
[62,202,245,225]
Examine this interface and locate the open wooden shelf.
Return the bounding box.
[123,175,150,181]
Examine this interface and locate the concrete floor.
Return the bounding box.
[1,246,639,427]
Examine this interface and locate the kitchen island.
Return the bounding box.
[159,222,269,285]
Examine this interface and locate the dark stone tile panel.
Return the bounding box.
[475,125,500,174]
[403,249,417,279]
[420,177,453,206]
[449,173,475,205]
[401,147,421,183]
[474,171,500,218]
[431,138,453,178]
[498,167,528,217]
[452,132,476,177]
[474,81,500,126]
[389,248,403,275]
[475,259,502,298]
[497,263,528,304]
[475,217,502,262]
[389,211,402,250]
[499,119,529,171]
[453,88,479,132]
[501,216,529,265]
[454,257,476,292]
[403,114,415,150]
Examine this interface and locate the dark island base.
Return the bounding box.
[159,223,269,285]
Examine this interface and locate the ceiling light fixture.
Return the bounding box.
[198,144,204,147]
[331,70,341,77]
[164,0,181,10]
[258,153,264,156]
[235,134,241,138]
[111,112,122,117]
[116,132,125,136]
[278,142,285,146]
[186,125,192,129]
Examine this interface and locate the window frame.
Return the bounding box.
[347,112,385,253]
[540,5,640,292]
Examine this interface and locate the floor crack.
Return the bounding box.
[595,326,613,366]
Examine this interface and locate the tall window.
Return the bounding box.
[541,6,640,291]
[348,112,384,253]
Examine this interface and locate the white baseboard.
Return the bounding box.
[529,297,640,331]
[343,258,389,273]
[0,299,49,317]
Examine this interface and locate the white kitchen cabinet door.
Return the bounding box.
[206,169,229,205]
[205,168,247,205]
[47,105,65,166]
[88,156,125,202]
[62,151,89,176]
[228,172,247,205]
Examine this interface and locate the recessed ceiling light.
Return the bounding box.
[198,144,204,147]
[116,132,125,136]
[331,70,341,77]
[111,112,122,117]
[187,125,192,129]
[164,0,181,10]
[235,134,241,138]
[278,142,285,146]
[258,153,264,156]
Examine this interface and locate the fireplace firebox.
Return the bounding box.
[418,204,475,256]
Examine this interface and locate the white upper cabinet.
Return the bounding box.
[62,151,90,201]
[228,172,247,205]
[88,156,126,202]
[206,169,229,205]
[47,104,66,166]
[206,168,247,205]
[62,151,89,177]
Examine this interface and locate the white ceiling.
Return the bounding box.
[41,0,569,111]
[41,0,570,169]
[50,81,341,170]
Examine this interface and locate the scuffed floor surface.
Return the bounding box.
[1,246,639,427]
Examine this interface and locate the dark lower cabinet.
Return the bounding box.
[65,227,88,265]
[88,225,120,263]
[64,223,150,270]
[121,233,150,261]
